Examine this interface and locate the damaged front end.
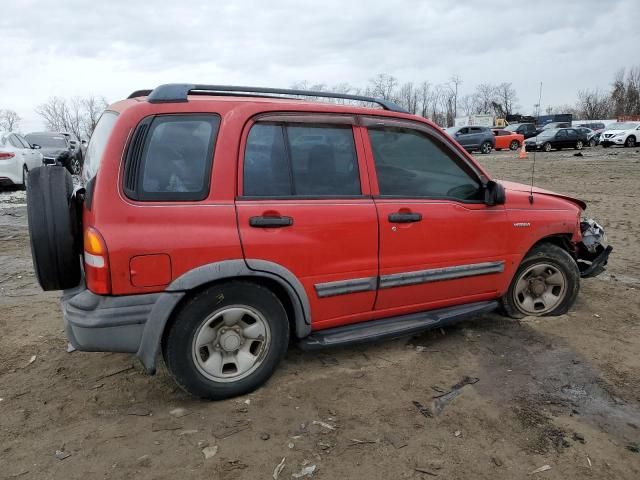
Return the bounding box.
[576,219,613,278]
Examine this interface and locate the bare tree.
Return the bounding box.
[449,74,462,119]
[625,66,640,116]
[368,73,398,101]
[36,96,108,139]
[576,89,611,119]
[610,68,626,117]
[0,109,21,132]
[397,82,419,114]
[458,94,476,116]
[492,82,518,118]
[80,96,109,138]
[473,83,496,114]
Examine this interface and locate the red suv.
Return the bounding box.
[26,84,611,399]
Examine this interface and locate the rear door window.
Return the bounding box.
[125,114,220,201]
[243,123,361,197]
[84,111,118,183]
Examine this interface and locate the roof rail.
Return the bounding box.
[138,83,409,113]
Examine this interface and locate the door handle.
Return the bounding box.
[388,212,422,223]
[249,216,293,228]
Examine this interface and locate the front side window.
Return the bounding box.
[243,123,361,197]
[368,127,482,201]
[131,114,220,201]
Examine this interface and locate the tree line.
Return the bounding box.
[2,66,639,135]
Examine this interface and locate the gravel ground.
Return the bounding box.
[1,147,639,479]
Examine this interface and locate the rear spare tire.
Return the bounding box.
[27,166,81,290]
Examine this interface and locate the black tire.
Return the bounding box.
[27,166,81,290]
[67,152,82,175]
[509,140,520,151]
[602,143,610,148]
[480,141,492,154]
[625,136,636,148]
[163,281,290,400]
[501,243,580,319]
[543,142,552,152]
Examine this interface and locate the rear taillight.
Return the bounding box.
[84,226,111,294]
[0,151,16,160]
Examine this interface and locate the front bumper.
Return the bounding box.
[577,219,612,278]
[600,136,625,146]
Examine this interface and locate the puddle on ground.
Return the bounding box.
[466,315,640,448]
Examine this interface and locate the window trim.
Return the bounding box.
[362,118,487,203]
[122,113,221,202]
[238,116,366,200]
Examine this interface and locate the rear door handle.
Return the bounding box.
[249,216,293,228]
[388,212,422,223]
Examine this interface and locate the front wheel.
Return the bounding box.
[501,244,580,319]
[163,281,289,400]
[543,142,552,152]
[67,155,81,175]
[480,141,492,154]
[625,136,636,148]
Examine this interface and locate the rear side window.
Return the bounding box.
[125,114,220,201]
[84,111,118,183]
[243,123,361,197]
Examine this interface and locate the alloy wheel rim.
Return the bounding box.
[71,158,80,174]
[576,141,583,150]
[513,263,567,315]
[192,305,270,382]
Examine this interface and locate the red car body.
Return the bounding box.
[29,86,607,398]
[492,129,524,150]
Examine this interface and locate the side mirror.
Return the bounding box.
[484,180,506,206]
[32,144,41,149]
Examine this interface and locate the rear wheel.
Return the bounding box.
[26,166,81,290]
[625,136,636,148]
[480,141,492,154]
[501,244,580,319]
[509,140,520,151]
[67,155,81,175]
[163,282,290,400]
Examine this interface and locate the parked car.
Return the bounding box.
[599,121,640,148]
[59,131,84,164]
[572,127,599,147]
[26,84,611,400]
[541,122,571,131]
[576,122,606,132]
[492,129,524,150]
[503,122,538,139]
[24,132,82,174]
[0,131,43,188]
[525,128,587,152]
[445,125,495,153]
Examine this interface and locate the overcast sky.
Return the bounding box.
[1,0,639,132]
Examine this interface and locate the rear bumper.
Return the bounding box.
[62,286,160,353]
[61,284,184,373]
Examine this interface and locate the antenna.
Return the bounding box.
[529,82,543,204]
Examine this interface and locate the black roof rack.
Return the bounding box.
[128,83,409,113]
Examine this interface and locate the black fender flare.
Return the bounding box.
[136,259,312,373]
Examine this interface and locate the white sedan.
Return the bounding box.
[0,131,44,189]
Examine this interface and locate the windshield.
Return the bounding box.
[537,129,558,138]
[25,134,67,148]
[606,122,638,131]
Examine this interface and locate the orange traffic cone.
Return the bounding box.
[519,141,527,159]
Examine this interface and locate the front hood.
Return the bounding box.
[499,180,587,210]
[602,129,629,135]
[40,147,69,157]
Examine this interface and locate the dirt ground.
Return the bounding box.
[1,147,639,480]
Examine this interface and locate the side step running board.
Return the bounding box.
[298,300,498,350]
